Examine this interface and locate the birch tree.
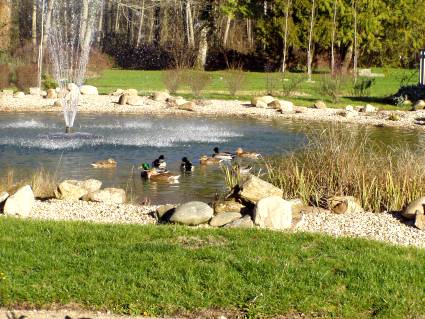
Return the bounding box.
[307,0,316,81]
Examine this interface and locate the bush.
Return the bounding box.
[162,69,184,94]
[222,68,247,96]
[281,74,304,97]
[264,127,425,213]
[15,64,38,91]
[42,73,57,90]
[87,49,114,78]
[352,78,375,97]
[183,70,212,97]
[0,64,11,89]
[317,75,346,103]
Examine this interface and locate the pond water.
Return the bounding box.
[0,112,424,204]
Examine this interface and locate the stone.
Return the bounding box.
[153,91,171,102]
[252,96,274,107]
[280,100,294,112]
[414,100,425,109]
[2,89,13,96]
[118,94,129,105]
[256,100,268,108]
[29,87,41,95]
[178,102,195,111]
[3,185,35,217]
[224,215,254,228]
[127,96,143,106]
[79,179,102,193]
[46,88,57,99]
[254,196,292,230]
[342,110,358,118]
[210,212,242,227]
[111,88,124,96]
[214,200,245,214]
[53,100,63,108]
[345,105,354,112]
[175,97,188,106]
[361,104,376,113]
[268,100,281,109]
[328,196,364,214]
[80,85,98,95]
[55,180,88,201]
[90,188,126,204]
[288,198,305,218]
[402,196,425,220]
[13,92,25,98]
[260,95,275,104]
[239,175,283,204]
[123,89,138,96]
[157,204,177,219]
[415,212,425,230]
[0,191,9,205]
[313,101,326,109]
[170,201,213,225]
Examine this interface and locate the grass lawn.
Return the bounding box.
[87,68,419,110]
[1,217,424,318]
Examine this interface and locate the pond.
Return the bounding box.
[0,112,424,204]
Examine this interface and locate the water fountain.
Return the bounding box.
[44,0,103,134]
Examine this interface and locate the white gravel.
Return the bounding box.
[296,210,425,249]
[30,199,158,225]
[1,94,425,130]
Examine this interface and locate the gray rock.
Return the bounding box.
[3,185,35,217]
[254,196,292,230]
[90,188,126,204]
[0,191,9,205]
[224,215,254,228]
[55,180,88,201]
[403,197,425,220]
[255,100,268,108]
[280,100,294,112]
[415,212,425,230]
[210,212,242,227]
[214,200,245,214]
[313,101,326,109]
[268,100,281,109]
[328,196,364,214]
[288,198,305,218]
[80,85,98,95]
[127,96,143,106]
[170,201,213,225]
[153,91,171,102]
[360,104,376,113]
[239,175,283,204]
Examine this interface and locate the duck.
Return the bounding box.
[181,157,195,171]
[235,147,261,159]
[236,164,253,175]
[212,147,234,160]
[144,168,180,183]
[199,155,222,165]
[91,158,117,168]
[152,155,167,170]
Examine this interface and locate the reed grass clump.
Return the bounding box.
[264,128,425,213]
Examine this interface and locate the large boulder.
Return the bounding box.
[170,201,213,225]
[224,215,254,228]
[156,204,177,220]
[415,212,425,230]
[111,89,124,96]
[127,96,144,106]
[268,100,281,110]
[118,94,129,105]
[3,185,35,217]
[153,91,171,102]
[123,89,138,96]
[360,104,376,113]
[254,196,292,230]
[328,196,364,214]
[251,96,275,107]
[210,212,242,227]
[414,100,425,109]
[403,197,425,220]
[55,180,89,201]
[288,198,305,218]
[280,100,294,112]
[239,175,283,204]
[313,101,326,109]
[90,188,126,204]
[46,88,57,99]
[0,191,9,205]
[214,200,245,214]
[80,85,98,95]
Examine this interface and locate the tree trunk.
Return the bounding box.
[307,0,316,81]
[342,44,353,73]
[282,0,291,73]
[31,0,37,47]
[0,0,12,51]
[353,0,358,80]
[196,27,208,70]
[136,0,145,47]
[223,15,231,47]
[80,0,89,45]
[331,0,337,75]
[97,1,104,45]
[186,0,195,47]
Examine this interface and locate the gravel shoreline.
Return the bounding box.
[1,94,425,130]
[17,199,424,249]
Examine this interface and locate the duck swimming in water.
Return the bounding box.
[212,147,234,160]
[235,147,261,159]
[144,168,180,183]
[181,157,195,171]
[91,158,117,168]
[152,155,167,170]
[199,155,222,165]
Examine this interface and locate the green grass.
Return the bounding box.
[1,217,424,318]
[86,68,419,110]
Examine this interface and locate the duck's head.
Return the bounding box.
[158,155,165,160]
[213,147,219,154]
[107,158,116,163]
[182,157,189,163]
[236,147,244,154]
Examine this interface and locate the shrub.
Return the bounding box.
[352,78,375,97]
[222,68,247,96]
[162,69,183,94]
[281,74,304,97]
[15,64,38,91]
[42,73,57,90]
[317,75,346,103]
[183,70,212,97]
[0,64,11,89]
[264,127,425,213]
[87,49,114,78]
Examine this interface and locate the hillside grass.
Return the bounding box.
[1,217,424,318]
[87,68,419,110]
